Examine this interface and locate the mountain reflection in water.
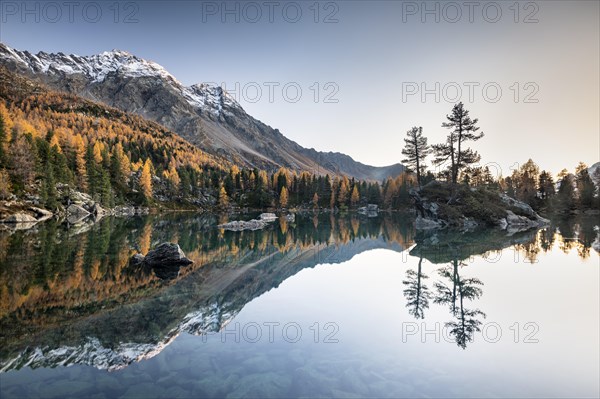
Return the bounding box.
[0,212,598,371]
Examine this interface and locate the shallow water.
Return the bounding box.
[0,213,598,398]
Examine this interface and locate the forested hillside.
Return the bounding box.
[0,43,405,181]
[0,67,414,213]
[0,67,233,209]
[1,67,597,223]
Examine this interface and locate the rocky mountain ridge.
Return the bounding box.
[0,43,404,180]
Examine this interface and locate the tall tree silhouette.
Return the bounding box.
[555,169,576,213]
[433,103,484,184]
[575,162,595,209]
[401,126,431,189]
[538,170,555,201]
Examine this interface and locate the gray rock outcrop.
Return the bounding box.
[593,237,600,253]
[410,184,550,231]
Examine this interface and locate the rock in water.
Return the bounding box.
[133,243,193,280]
[218,214,279,231]
[1,213,38,223]
[259,213,277,221]
[144,243,193,267]
[415,215,445,230]
[92,203,109,217]
[593,237,600,254]
[29,207,53,221]
[129,253,146,267]
[367,204,379,212]
[67,204,91,217]
[218,219,268,231]
[358,204,379,218]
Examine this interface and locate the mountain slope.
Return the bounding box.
[588,162,600,187]
[0,43,403,180]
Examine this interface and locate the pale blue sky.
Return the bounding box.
[1,0,598,175]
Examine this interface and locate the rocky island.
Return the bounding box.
[410,181,550,231]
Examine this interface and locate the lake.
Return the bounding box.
[0,212,598,398]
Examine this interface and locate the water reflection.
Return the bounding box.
[433,260,486,349]
[406,244,487,349]
[0,212,597,372]
[0,212,415,371]
[402,255,430,319]
[403,218,600,349]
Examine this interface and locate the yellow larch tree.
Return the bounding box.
[92,141,104,164]
[279,186,289,208]
[140,158,153,200]
[218,185,229,208]
[338,176,350,208]
[350,185,360,207]
[73,134,88,191]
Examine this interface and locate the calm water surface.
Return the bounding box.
[0,213,598,398]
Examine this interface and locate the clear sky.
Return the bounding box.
[1,0,598,176]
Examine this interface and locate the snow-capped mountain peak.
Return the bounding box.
[0,43,178,84]
[102,49,133,57]
[0,42,244,115]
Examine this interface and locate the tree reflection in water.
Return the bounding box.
[402,255,430,319]
[434,259,486,349]
[0,211,597,368]
[404,215,599,349]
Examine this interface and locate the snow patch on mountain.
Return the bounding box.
[0,43,240,116]
[183,84,240,116]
